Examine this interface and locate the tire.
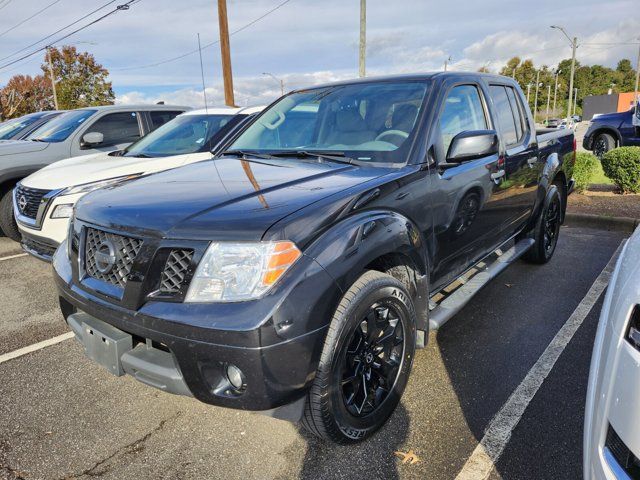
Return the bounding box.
[301,270,417,444]
[0,187,21,242]
[593,133,615,159]
[522,185,561,264]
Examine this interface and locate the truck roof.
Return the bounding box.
[72,104,191,112]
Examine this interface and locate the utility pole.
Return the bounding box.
[46,46,59,110]
[262,72,284,96]
[546,84,551,122]
[551,26,577,125]
[553,69,561,115]
[359,0,366,77]
[217,0,235,107]
[197,34,208,112]
[444,55,452,72]
[533,70,541,121]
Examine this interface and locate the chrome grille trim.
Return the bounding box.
[84,228,143,288]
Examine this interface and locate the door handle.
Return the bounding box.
[527,157,538,168]
[491,169,505,183]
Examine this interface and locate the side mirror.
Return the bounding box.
[81,131,104,147]
[446,130,499,163]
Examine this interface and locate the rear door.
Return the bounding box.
[488,84,540,233]
[430,83,511,288]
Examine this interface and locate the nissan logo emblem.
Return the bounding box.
[94,239,117,274]
[17,195,28,213]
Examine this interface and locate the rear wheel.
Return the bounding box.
[593,133,615,159]
[0,188,21,242]
[522,185,561,264]
[301,270,416,444]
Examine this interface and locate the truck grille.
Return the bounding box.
[160,249,193,293]
[85,228,143,288]
[14,185,50,219]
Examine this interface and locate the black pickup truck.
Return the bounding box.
[583,103,640,158]
[53,72,575,444]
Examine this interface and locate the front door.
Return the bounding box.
[429,83,511,290]
[488,84,540,234]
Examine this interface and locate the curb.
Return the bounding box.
[565,212,639,233]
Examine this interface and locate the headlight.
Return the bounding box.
[61,174,142,196]
[50,203,74,219]
[185,241,301,303]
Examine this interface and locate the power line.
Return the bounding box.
[113,0,293,71]
[0,1,140,71]
[0,0,63,39]
[0,0,117,64]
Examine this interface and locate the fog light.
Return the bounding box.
[51,204,74,219]
[226,364,245,390]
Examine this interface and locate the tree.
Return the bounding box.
[41,45,114,109]
[0,74,53,120]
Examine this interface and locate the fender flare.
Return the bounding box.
[304,209,430,334]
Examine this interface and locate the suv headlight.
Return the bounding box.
[185,241,301,303]
[61,174,142,196]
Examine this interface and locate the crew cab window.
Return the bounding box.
[439,85,488,153]
[149,111,184,129]
[490,85,525,147]
[88,112,141,146]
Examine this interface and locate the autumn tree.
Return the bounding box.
[0,74,53,120]
[41,45,115,109]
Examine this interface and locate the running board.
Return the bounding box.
[429,238,535,330]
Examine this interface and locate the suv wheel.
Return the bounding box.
[0,188,21,242]
[522,185,561,264]
[301,270,416,444]
[593,133,615,159]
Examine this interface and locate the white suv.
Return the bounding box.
[15,106,263,261]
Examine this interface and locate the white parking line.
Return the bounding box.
[0,252,28,262]
[0,332,75,365]
[455,240,625,480]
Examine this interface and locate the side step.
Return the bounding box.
[429,238,535,330]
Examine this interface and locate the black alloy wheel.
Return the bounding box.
[543,195,561,257]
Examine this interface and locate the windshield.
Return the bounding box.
[123,114,238,157]
[27,109,96,143]
[0,112,50,140]
[228,81,429,163]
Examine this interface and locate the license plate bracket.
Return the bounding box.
[81,316,133,376]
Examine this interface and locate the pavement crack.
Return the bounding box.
[1,464,28,480]
[59,411,182,479]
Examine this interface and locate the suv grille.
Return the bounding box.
[85,228,143,288]
[15,185,50,219]
[606,425,640,478]
[160,249,193,293]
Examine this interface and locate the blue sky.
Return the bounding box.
[0,0,638,107]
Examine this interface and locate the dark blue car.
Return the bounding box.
[583,103,640,158]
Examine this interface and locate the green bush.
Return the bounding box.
[572,152,599,193]
[601,147,640,194]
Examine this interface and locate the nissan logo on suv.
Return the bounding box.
[94,239,117,274]
[17,195,28,213]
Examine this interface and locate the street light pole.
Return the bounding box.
[546,84,551,122]
[527,83,532,103]
[45,46,59,110]
[359,0,366,77]
[573,88,578,116]
[444,55,452,72]
[262,72,284,96]
[551,26,577,125]
[533,70,541,121]
[553,69,561,115]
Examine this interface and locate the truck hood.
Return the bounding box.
[76,157,392,241]
[22,151,211,190]
[0,139,50,156]
[592,111,626,125]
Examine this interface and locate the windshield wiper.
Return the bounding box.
[269,150,354,165]
[219,149,276,160]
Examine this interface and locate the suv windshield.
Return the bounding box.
[123,114,238,158]
[228,81,429,163]
[0,112,50,140]
[27,109,96,143]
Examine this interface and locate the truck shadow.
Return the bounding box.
[293,403,410,480]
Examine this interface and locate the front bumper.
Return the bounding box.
[53,238,342,416]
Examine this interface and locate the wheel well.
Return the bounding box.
[551,171,567,221]
[365,253,419,297]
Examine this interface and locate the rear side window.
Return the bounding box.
[490,85,526,147]
[149,111,184,130]
[88,112,141,146]
[439,84,488,153]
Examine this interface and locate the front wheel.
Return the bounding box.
[0,188,21,242]
[522,185,561,264]
[301,270,417,444]
[593,133,615,159]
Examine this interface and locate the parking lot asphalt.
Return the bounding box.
[0,225,626,480]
